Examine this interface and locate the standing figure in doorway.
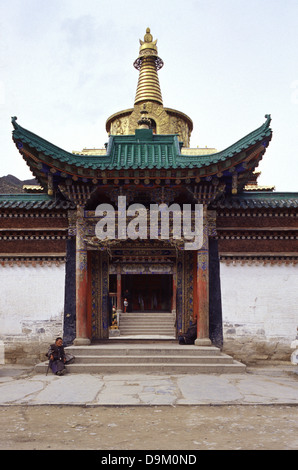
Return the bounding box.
[123,289,132,312]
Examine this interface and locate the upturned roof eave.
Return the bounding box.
[11,115,272,175]
[176,114,272,165]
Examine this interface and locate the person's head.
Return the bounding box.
[55,337,63,346]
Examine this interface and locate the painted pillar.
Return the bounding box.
[74,206,90,345]
[195,206,212,346]
[172,266,177,314]
[116,264,122,319]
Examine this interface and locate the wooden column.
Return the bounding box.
[74,206,90,345]
[195,206,211,346]
[172,266,177,314]
[116,264,122,314]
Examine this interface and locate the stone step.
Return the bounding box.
[119,334,176,338]
[120,322,174,325]
[65,345,222,356]
[119,324,175,329]
[120,324,174,326]
[119,311,175,337]
[120,317,174,322]
[35,343,246,374]
[35,361,245,374]
[119,328,175,334]
[120,317,174,326]
[120,311,173,315]
[62,354,234,364]
[119,313,175,322]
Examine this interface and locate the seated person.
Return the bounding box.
[46,337,67,375]
[178,320,197,345]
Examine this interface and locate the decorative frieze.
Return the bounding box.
[218,211,298,217]
[0,211,68,218]
[217,230,298,240]
[109,262,174,274]
[220,255,298,266]
[0,256,66,267]
[0,231,69,240]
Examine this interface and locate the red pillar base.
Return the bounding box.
[73,337,91,346]
[195,337,212,346]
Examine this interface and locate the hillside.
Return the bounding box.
[0,175,39,194]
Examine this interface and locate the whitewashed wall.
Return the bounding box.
[220,261,298,362]
[0,264,65,363]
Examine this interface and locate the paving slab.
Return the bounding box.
[0,364,297,406]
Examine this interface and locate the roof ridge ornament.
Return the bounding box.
[264,114,271,127]
[11,116,18,129]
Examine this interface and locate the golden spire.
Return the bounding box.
[133,28,164,106]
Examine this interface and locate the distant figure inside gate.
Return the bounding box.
[123,289,132,312]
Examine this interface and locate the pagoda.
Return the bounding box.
[8,28,277,349]
[2,29,297,366]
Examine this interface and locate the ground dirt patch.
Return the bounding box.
[0,404,297,450]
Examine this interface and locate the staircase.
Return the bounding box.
[35,342,246,374]
[118,311,176,338]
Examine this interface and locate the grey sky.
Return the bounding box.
[1,0,297,191]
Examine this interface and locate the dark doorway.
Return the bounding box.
[122,274,172,312]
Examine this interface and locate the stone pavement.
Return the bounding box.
[0,363,297,406]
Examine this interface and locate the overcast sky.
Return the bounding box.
[1,0,297,191]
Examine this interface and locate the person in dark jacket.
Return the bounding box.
[178,320,197,345]
[47,337,67,375]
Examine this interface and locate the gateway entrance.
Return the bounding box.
[87,247,196,341]
[108,273,174,337]
[115,274,172,312]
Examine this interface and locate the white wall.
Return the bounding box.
[220,262,298,342]
[0,264,65,336]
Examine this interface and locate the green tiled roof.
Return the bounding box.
[211,192,298,209]
[12,115,272,171]
[0,193,74,209]
[1,191,296,210]
[106,130,181,169]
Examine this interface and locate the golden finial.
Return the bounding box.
[134,28,164,106]
[134,27,163,69]
[138,27,159,57]
[139,27,157,52]
[142,27,153,43]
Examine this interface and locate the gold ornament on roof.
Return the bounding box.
[106,28,193,145]
[134,27,163,69]
[139,27,157,53]
[142,27,153,43]
[134,27,164,105]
